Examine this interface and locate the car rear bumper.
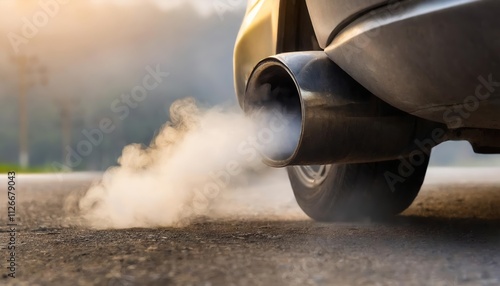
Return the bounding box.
[315,0,500,129]
[305,0,389,48]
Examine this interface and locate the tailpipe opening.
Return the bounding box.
[244,62,303,166]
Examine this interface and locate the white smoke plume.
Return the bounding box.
[78,98,304,229]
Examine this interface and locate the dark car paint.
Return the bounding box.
[322,0,500,129]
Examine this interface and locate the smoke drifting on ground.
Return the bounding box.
[78,98,304,229]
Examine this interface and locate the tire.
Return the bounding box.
[288,155,430,221]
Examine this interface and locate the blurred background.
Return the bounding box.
[0,0,498,172]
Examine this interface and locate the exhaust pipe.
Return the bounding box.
[243,52,420,167]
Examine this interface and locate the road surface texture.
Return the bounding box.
[1,168,500,286]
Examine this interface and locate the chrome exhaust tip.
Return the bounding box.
[244,52,419,167]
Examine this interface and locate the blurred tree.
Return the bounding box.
[11,54,48,167]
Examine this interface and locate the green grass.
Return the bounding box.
[0,164,55,174]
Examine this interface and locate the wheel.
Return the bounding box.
[288,155,430,221]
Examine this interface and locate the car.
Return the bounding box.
[233,0,500,221]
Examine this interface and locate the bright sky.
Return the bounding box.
[91,0,247,16]
[0,0,247,16]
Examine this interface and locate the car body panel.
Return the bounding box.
[234,0,388,106]
[235,0,500,130]
[325,0,500,129]
[233,0,280,106]
[305,0,389,48]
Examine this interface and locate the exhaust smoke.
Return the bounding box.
[78,98,304,229]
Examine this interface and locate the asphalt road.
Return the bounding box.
[1,168,500,286]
